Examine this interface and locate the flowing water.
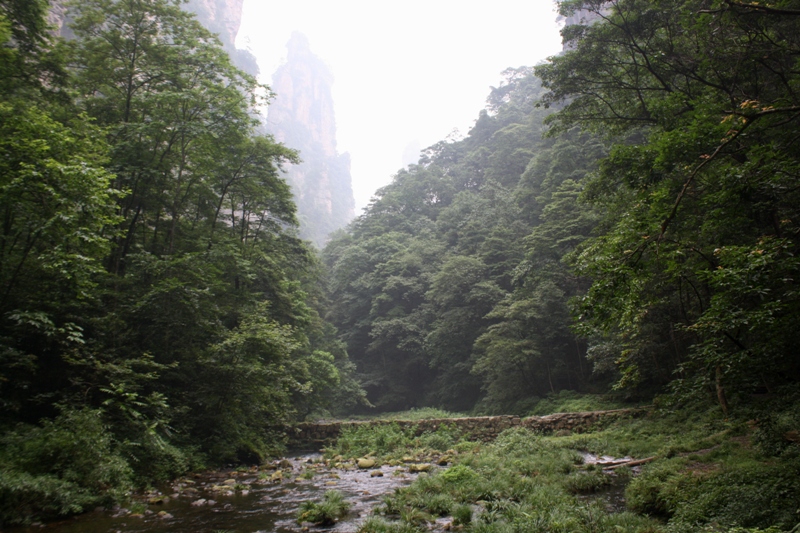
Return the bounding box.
[9,454,415,533]
[10,452,635,533]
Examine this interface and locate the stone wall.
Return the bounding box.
[288,409,647,449]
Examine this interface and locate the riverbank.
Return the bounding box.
[6,401,800,533]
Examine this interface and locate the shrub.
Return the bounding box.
[0,470,92,526]
[0,408,133,525]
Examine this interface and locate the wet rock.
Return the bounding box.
[370,470,384,477]
[357,458,376,469]
[223,478,237,486]
[148,496,169,504]
[408,464,431,473]
[191,499,208,506]
[157,511,173,519]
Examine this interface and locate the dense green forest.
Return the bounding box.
[2,0,800,527]
[324,0,800,415]
[0,0,364,522]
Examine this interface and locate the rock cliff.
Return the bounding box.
[266,33,356,247]
[183,0,257,75]
[48,0,257,75]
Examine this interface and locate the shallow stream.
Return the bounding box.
[10,451,634,533]
[10,453,414,533]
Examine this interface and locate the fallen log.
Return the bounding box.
[604,456,656,470]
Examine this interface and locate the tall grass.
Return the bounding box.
[356,402,800,533]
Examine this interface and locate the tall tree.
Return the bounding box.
[537,0,800,407]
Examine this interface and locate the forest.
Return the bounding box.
[1,0,799,529]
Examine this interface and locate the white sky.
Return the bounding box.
[237,1,564,213]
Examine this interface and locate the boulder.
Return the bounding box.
[357,458,376,469]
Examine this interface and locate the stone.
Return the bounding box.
[222,479,237,486]
[408,464,431,473]
[357,458,376,469]
[157,511,173,519]
[370,470,384,477]
[191,499,207,507]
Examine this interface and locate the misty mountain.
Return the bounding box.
[266,32,356,247]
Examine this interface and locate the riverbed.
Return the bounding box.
[10,453,417,533]
[9,451,634,533]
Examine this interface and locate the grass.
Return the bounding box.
[345,398,800,533]
[526,390,634,416]
[328,407,468,422]
[297,490,351,526]
[324,421,468,461]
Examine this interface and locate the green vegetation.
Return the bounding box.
[3,0,800,529]
[0,0,362,525]
[324,422,465,461]
[369,408,468,421]
[526,391,631,416]
[323,0,800,417]
[297,490,351,526]
[351,404,799,533]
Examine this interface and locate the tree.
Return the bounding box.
[537,0,800,407]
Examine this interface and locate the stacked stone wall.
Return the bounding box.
[288,409,647,449]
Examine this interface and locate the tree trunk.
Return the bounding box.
[716,365,729,417]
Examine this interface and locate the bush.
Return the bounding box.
[0,408,133,525]
[0,470,92,525]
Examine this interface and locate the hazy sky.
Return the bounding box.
[237,1,564,212]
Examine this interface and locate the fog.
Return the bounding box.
[237,1,564,212]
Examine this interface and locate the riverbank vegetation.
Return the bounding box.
[313,401,799,533]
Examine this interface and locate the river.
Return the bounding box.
[9,453,415,533]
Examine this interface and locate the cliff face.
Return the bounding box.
[183,0,257,75]
[267,33,356,247]
[47,0,257,74]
